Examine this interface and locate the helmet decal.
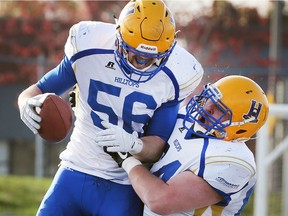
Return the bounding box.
[243,100,262,123]
[137,44,158,54]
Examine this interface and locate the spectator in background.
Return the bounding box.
[105,75,269,215]
[17,0,203,215]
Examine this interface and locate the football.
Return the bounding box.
[37,94,73,143]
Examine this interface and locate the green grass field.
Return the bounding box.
[0,175,51,216]
[0,175,256,216]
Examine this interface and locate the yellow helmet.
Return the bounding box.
[115,0,176,82]
[184,75,269,141]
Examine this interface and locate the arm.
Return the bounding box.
[135,135,165,162]
[18,84,43,108]
[136,102,180,162]
[19,55,76,108]
[96,102,180,163]
[126,153,255,214]
[18,84,44,134]
[96,122,165,163]
[18,57,76,134]
[125,160,223,215]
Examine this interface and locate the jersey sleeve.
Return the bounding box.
[64,22,81,59]
[165,45,204,102]
[202,160,256,201]
[64,21,97,59]
[178,55,203,101]
[64,21,114,59]
[144,101,180,141]
[36,56,77,95]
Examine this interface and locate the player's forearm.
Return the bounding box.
[134,136,165,163]
[128,165,170,214]
[18,85,42,107]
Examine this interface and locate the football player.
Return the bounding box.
[17,0,203,215]
[106,75,269,215]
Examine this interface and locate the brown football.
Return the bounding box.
[37,94,73,143]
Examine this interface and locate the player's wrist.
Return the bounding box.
[129,137,143,155]
[122,157,142,174]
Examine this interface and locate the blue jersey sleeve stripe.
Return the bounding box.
[177,113,185,119]
[198,138,209,177]
[70,49,114,64]
[36,56,77,95]
[162,66,180,102]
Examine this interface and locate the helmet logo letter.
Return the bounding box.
[243,100,262,123]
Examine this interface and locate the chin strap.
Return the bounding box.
[193,122,216,136]
[223,116,256,127]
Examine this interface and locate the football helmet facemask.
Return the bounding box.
[115,0,176,83]
[183,75,269,141]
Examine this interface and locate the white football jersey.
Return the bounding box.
[144,110,256,215]
[59,21,204,184]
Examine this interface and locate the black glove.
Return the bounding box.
[69,89,76,108]
[104,147,132,167]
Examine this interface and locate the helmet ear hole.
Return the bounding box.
[236,129,247,134]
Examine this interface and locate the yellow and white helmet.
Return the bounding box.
[115,0,176,83]
[183,75,269,141]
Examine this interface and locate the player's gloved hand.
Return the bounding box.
[68,86,76,108]
[103,147,132,167]
[19,93,54,134]
[95,121,143,155]
[104,147,142,174]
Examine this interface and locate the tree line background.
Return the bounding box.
[0,0,287,89]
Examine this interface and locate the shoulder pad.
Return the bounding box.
[64,21,116,58]
[165,45,204,100]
